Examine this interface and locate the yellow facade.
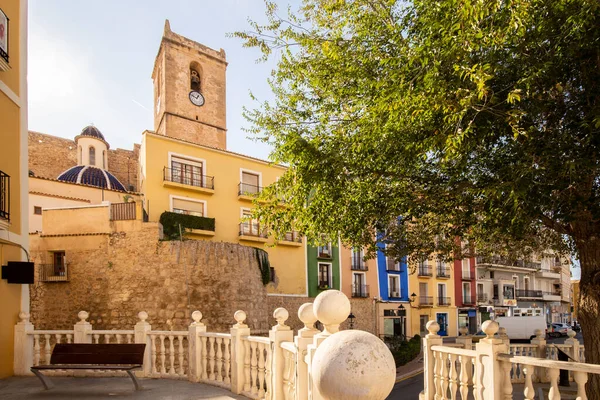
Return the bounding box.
[0,0,28,378]
[408,260,458,337]
[140,132,307,295]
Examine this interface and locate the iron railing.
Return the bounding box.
[351,284,370,298]
[462,295,475,305]
[39,264,69,282]
[418,265,432,277]
[0,171,9,221]
[110,202,136,221]
[283,231,302,243]
[318,277,334,290]
[239,222,267,238]
[462,268,473,280]
[477,293,489,302]
[317,246,332,259]
[438,297,451,306]
[476,256,541,270]
[351,256,368,271]
[389,289,402,299]
[419,296,434,306]
[516,289,543,298]
[238,182,262,196]
[386,258,400,272]
[164,167,214,190]
[436,265,450,278]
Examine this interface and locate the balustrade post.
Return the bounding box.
[498,327,510,347]
[134,311,152,377]
[73,311,92,343]
[419,321,443,400]
[230,310,251,394]
[188,311,206,382]
[455,326,472,350]
[530,329,547,383]
[474,320,508,400]
[269,308,294,400]
[295,303,319,400]
[565,330,580,361]
[14,312,34,376]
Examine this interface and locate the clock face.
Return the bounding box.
[189,91,205,107]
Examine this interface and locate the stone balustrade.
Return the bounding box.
[14,290,396,400]
[421,321,595,400]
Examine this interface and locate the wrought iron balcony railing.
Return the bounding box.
[238,182,263,196]
[436,266,451,278]
[351,257,368,271]
[318,277,334,290]
[239,222,267,238]
[476,256,541,270]
[163,167,214,190]
[477,293,489,302]
[419,296,434,306]
[438,297,451,306]
[282,231,302,243]
[0,170,9,221]
[516,289,543,298]
[39,264,69,282]
[386,257,400,272]
[418,266,432,277]
[351,284,370,298]
[462,295,475,305]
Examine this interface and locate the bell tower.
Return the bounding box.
[152,20,227,149]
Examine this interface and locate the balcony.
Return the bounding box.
[238,222,268,242]
[419,296,434,307]
[318,277,334,290]
[351,284,370,298]
[39,264,69,282]
[436,265,450,279]
[351,257,368,271]
[238,182,263,201]
[386,257,400,272]
[462,295,475,305]
[389,289,402,299]
[516,289,543,299]
[462,269,474,280]
[543,291,561,302]
[536,269,561,279]
[0,170,9,223]
[280,231,302,246]
[163,167,214,194]
[476,256,541,270]
[317,246,332,259]
[438,297,451,306]
[477,293,488,303]
[418,265,432,277]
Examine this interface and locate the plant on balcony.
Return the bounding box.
[255,248,271,285]
[159,211,216,240]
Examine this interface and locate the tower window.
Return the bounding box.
[190,67,201,92]
[89,146,96,166]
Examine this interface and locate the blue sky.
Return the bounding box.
[28,0,299,160]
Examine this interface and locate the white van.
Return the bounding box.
[495,316,547,340]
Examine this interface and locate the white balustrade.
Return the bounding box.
[147,331,189,379]
[240,336,271,399]
[197,332,232,388]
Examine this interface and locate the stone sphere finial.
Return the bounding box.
[567,329,576,339]
[313,290,351,335]
[78,311,89,323]
[191,311,203,324]
[273,307,289,327]
[426,320,440,337]
[234,310,247,327]
[312,330,396,400]
[19,311,30,323]
[138,311,148,322]
[459,326,468,336]
[298,303,317,330]
[482,320,499,339]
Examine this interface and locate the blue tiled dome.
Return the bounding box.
[57,166,127,191]
[80,125,106,141]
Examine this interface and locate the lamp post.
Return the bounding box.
[348,312,356,329]
[398,304,407,339]
[407,292,417,307]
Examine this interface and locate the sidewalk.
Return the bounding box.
[395,351,424,382]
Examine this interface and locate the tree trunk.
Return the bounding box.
[575,235,600,400]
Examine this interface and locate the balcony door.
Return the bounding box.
[241,171,260,194]
[353,273,365,296]
[318,263,332,289]
[438,284,447,305]
[53,251,66,276]
[462,282,471,303]
[241,209,259,235]
[172,156,203,187]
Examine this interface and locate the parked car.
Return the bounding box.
[550,323,569,337]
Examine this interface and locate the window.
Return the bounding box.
[490,271,495,279]
[463,282,472,303]
[172,197,205,217]
[352,273,367,297]
[438,284,448,305]
[462,259,471,279]
[34,206,42,215]
[388,275,400,298]
[503,284,515,299]
[493,284,499,299]
[241,208,261,236]
[171,156,204,187]
[53,251,66,277]
[318,263,331,289]
[89,146,96,166]
[190,65,201,91]
[240,171,260,194]
[317,243,332,258]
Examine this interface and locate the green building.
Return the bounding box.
[307,241,341,297]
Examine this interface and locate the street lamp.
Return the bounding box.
[348,312,356,329]
[407,292,417,307]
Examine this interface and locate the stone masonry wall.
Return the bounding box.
[28,131,140,192]
[30,223,270,332]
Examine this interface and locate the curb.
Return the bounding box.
[395,368,424,383]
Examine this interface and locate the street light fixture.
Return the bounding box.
[407,292,417,307]
[348,312,356,329]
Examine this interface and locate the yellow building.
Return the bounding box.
[408,259,458,337]
[0,0,28,378]
[139,22,307,296]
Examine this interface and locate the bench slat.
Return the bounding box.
[32,364,141,370]
[50,344,145,366]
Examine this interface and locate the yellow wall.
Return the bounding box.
[339,245,379,298]
[42,205,111,236]
[0,0,27,378]
[408,261,458,337]
[141,132,307,295]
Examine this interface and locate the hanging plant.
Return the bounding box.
[255,248,271,285]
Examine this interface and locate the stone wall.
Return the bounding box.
[30,223,270,333]
[28,131,140,192]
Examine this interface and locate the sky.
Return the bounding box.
[28,0,300,160]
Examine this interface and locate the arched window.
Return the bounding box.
[190,64,201,92]
[89,146,96,166]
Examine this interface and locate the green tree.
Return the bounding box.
[234,0,600,394]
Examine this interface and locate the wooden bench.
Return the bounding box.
[30,343,146,391]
